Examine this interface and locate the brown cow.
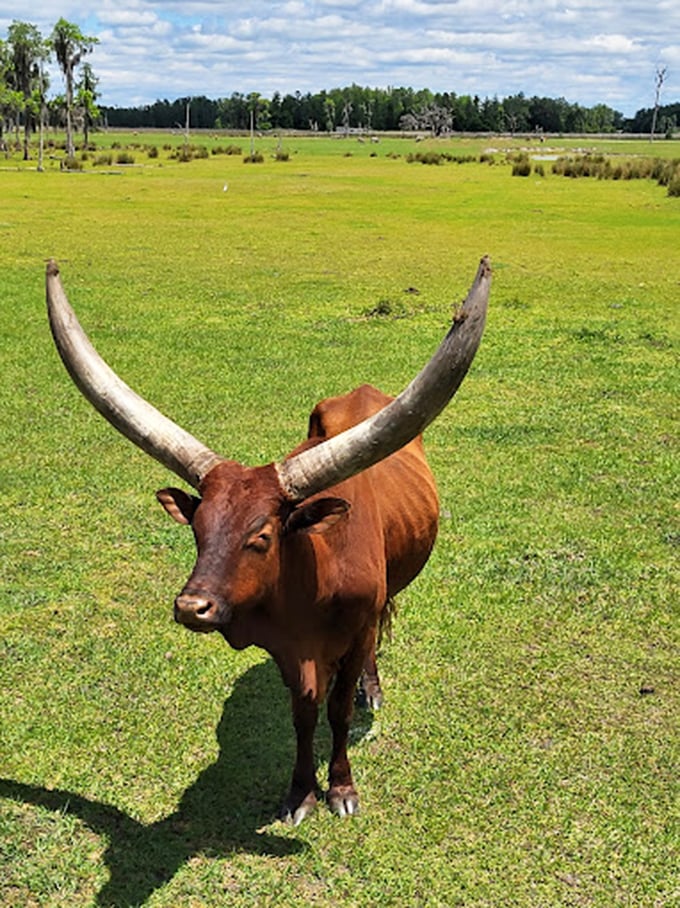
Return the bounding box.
[46,257,490,824]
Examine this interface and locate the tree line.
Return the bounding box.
[627,101,679,136]
[101,87,677,137]
[2,19,676,153]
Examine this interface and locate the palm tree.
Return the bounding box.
[76,62,99,146]
[50,18,98,160]
[7,20,46,160]
[0,39,11,152]
[36,56,50,171]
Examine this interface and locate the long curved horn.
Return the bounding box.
[46,260,223,489]
[276,255,491,502]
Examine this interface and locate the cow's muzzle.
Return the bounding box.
[174,589,230,632]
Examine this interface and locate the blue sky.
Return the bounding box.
[2,1,678,116]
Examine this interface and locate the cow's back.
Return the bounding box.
[307,385,439,596]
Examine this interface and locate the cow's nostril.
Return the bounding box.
[195,599,214,618]
[174,591,227,632]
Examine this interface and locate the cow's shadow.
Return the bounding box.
[0,659,373,906]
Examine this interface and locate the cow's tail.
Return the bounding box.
[377,596,397,649]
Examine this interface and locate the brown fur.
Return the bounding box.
[158,384,439,823]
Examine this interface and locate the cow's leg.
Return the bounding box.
[326,648,364,817]
[281,693,319,826]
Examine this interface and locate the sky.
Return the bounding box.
[1,1,678,118]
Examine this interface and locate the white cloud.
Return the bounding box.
[317,0,364,7]
[585,34,641,55]
[0,1,678,115]
[97,9,159,27]
[182,31,250,54]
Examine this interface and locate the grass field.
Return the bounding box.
[1,132,678,906]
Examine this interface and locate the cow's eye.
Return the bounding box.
[245,522,274,552]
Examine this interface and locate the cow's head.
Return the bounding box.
[154,460,348,640]
[46,256,490,636]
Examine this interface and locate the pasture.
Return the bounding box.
[1,132,678,906]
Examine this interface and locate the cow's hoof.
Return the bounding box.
[280,790,317,826]
[327,786,360,818]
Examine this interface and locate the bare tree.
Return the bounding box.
[341,100,352,136]
[50,18,98,159]
[650,65,667,142]
[400,104,452,137]
[324,97,335,133]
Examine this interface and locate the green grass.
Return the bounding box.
[1,132,678,906]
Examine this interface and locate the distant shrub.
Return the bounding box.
[407,151,442,165]
[551,153,680,195]
[625,158,651,180]
[650,159,665,181]
[512,156,531,177]
[243,152,264,163]
[274,149,290,161]
[656,159,680,187]
[93,152,113,167]
[147,145,159,159]
[405,150,481,166]
[362,298,411,319]
[668,175,680,197]
[552,154,606,178]
[533,163,545,177]
[116,151,135,165]
[598,159,613,179]
[62,155,82,171]
[214,144,242,155]
[365,300,394,317]
[171,144,209,162]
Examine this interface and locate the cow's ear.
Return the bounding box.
[285,497,350,535]
[156,488,200,526]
